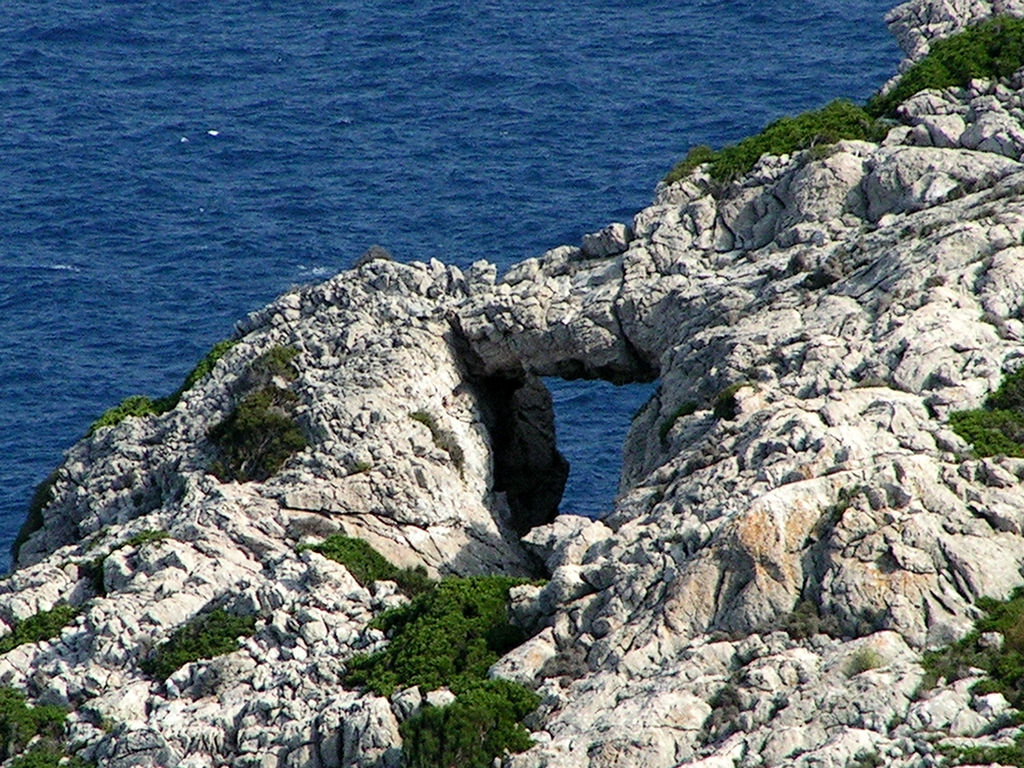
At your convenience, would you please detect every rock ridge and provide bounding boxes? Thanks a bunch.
[7,0,1024,766]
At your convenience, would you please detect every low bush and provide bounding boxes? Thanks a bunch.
[713,382,754,421]
[949,365,1024,457]
[88,395,161,436]
[249,345,300,384]
[987,365,1024,411]
[665,100,885,184]
[658,401,698,443]
[703,683,743,743]
[140,609,256,681]
[86,339,236,435]
[0,605,78,655]
[11,471,59,561]
[868,15,1024,117]
[922,587,1024,706]
[124,529,170,549]
[345,575,529,697]
[410,411,465,475]
[10,745,93,768]
[176,339,237,396]
[771,600,842,640]
[299,535,433,597]
[845,647,884,677]
[850,752,885,768]
[208,386,307,482]
[949,409,1024,457]
[342,544,539,768]
[940,736,1024,766]
[0,687,67,761]
[399,679,539,768]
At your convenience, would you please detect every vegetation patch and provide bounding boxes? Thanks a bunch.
[702,683,743,744]
[845,647,885,677]
[11,471,60,561]
[921,586,1024,713]
[399,679,539,768]
[249,345,300,384]
[0,605,78,656]
[950,365,1024,457]
[663,18,1024,188]
[123,529,171,549]
[0,687,72,763]
[81,529,172,597]
[939,734,1024,767]
[769,600,842,640]
[88,395,162,436]
[345,568,538,768]
[664,100,885,184]
[140,609,256,682]
[410,410,465,475]
[86,339,236,435]
[868,15,1024,117]
[10,745,93,768]
[298,535,433,597]
[346,575,529,696]
[658,401,698,443]
[713,382,754,421]
[208,386,307,482]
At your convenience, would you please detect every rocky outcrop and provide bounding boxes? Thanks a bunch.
[7,0,1024,766]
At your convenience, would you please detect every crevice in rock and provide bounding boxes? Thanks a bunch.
[479,375,568,537]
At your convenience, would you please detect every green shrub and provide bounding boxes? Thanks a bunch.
[662,144,715,185]
[86,339,236,435]
[658,402,698,443]
[208,386,307,482]
[123,529,171,549]
[342,550,538,767]
[0,605,78,655]
[772,600,843,640]
[11,471,59,561]
[399,679,539,768]
[140,609,256,681]
[922,587,1024,707]
[949,366,1024,457]
[940,733,1024,767]
[868,15,1024,117]
[713,382,753,421]
[250,345,300,383]
[949,409,1024,457]
[0,687,67,761]
[850,752,885,768]
[298,535,433,597]
[177,339,237,396]
[10,745,92,768]
[665,100,885,184]
[986,365,1024,411]
[88,395,160,436]
[345,575,529,698]
[410,411,465,475]
[846,647,884,676]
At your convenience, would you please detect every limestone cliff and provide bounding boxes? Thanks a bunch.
[8,1,1024,766]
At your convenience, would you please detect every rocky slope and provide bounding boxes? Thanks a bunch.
[9,1,1024,766]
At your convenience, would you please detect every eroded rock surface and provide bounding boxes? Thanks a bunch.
[7,0,1024,766]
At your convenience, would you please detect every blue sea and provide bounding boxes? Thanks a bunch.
[0,0,901,567]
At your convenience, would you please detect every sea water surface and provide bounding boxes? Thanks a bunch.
[0,0,901,566]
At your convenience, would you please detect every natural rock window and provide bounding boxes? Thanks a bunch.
[545,378,657,520]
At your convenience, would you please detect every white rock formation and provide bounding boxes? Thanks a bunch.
[6,0,1024,766]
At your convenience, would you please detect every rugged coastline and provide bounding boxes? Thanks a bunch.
[8,0,1024,766]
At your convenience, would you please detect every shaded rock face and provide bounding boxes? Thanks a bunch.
[19,260,564,579]
[8,2,1024,767]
